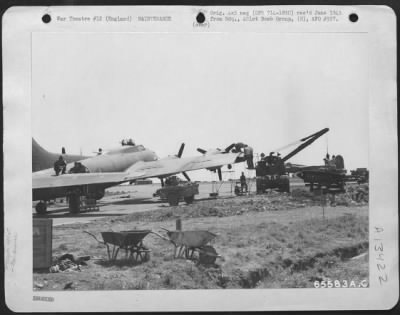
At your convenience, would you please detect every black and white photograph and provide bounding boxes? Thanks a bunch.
[3,5,398,312]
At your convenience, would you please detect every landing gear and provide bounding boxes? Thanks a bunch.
[35,201,47,214]
[68,193,81,214]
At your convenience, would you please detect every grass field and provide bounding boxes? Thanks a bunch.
[33,187,369,290]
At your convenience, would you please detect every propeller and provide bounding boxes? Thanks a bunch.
[197,148,207,154]
[176,143,185,158]
[217,168,222,181]
[174,142,191,182]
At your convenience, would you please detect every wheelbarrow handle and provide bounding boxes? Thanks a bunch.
[149,231,174,243]
[83,230,106,245]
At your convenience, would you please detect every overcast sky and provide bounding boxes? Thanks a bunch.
[32,32,369,180]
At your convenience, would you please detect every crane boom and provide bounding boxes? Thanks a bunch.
[281,128,329,162]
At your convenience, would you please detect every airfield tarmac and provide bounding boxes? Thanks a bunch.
[35,180,299,225]
[33,180,369,290]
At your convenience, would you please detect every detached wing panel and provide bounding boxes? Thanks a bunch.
[126,153,242,179]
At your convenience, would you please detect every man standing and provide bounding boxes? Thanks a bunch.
[53,156,67,176]
[240,172,248,193]
[244,145,254,169]
[69,162,89,174]
[329,155,337,168]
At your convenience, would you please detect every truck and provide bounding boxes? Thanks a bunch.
[153,176,199,206]
[348,168,369,184]
[255,128,329,194]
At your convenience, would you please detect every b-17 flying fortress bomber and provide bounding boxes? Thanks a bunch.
[32,138,246,214]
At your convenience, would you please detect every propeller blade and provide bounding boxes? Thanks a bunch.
[182,172,191,182]
[177,143,185,158]
[217,168,222,181]
[197,148,207,154]
[224,143,235,153]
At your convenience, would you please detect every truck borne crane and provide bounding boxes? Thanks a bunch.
[255,128,329,193]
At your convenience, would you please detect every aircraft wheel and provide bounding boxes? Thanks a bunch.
[280,183,290,193]
[256,182,264,194]
[94,189,105,200]
[69,194,81,214]
[199,245,218,265]
[35,201,47,215]
[184,195,194,204]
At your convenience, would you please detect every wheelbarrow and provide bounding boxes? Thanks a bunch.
[152,228,221,265]
[84,230,151,263]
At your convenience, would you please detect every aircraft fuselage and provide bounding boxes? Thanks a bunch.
[32,140,158,201]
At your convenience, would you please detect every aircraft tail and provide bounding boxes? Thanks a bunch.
[32,138,84,172]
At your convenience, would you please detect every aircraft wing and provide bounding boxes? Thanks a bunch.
[32,152,242,189]
[32,172,144,189]
[125,152,243,179]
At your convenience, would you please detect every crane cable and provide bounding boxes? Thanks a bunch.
[326,133,329,159]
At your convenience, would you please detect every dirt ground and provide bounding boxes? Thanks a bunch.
[33,186,369,290]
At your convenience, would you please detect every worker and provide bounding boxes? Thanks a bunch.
[68,162,80,174]
[69,162,89,174]
[97,148,102,155]
[265,152,273,165]
[328,155,336,168]
[244,145,254,169]
[240,172,248,193]
[233,142,245,153]
[53,156,67,176]
[127,138,135,146]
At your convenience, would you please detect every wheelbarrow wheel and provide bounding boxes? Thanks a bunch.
[199,245,218,265]
[141,248,151,262]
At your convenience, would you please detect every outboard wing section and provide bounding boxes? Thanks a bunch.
[126,152,242,179]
